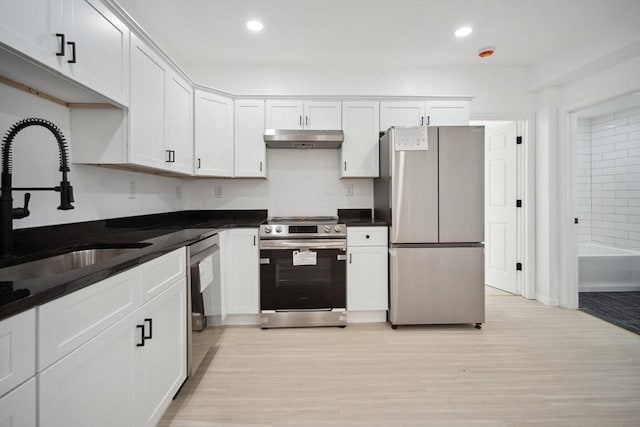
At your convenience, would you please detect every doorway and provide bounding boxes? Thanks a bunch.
[572,94,640,334]
[471,119,533,298]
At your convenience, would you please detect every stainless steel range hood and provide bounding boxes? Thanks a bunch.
[263,129,344,149]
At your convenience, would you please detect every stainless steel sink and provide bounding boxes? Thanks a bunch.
[0,243,151,281]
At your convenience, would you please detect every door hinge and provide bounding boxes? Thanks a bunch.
[516,136,522,145]
[516,199,522,208]
[516,262,523,271]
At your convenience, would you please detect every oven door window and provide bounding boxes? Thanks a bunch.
[260,248,346,310]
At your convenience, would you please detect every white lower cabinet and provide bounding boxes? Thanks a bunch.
[220,229,259,323]
[39,313,136,427]
[134,279,187,427]
[347,227,388,322]
[0,378,36,427]
[34,247,187,426]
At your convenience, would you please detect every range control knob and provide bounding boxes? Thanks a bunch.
[264,226,272,233]
[334,226,342,232]
[275,225,283,233]
[324,225,331,233]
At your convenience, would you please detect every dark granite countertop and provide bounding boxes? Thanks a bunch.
[338,208,388,227]
[0,210,266,321]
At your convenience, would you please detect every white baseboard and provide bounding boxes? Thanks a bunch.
[347,310,387,323]
[222,314,260,326]
[579,283,640,292]
[536,293,560,306]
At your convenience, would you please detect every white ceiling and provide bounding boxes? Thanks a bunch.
[114,0,640,71]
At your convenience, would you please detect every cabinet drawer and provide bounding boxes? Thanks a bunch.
[138,247,186,305]
[38,269,138,371]
[0,309,35,396]
[347,227,388,247]
[0,377,36,427]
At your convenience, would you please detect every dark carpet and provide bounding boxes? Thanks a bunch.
[579,291,640,335]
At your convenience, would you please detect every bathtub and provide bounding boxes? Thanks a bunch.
[578,242,640,292]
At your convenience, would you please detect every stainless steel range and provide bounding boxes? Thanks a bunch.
[259,216,347,328]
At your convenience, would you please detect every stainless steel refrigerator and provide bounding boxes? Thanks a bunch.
[374,126,485,328]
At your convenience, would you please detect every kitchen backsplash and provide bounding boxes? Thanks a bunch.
[184,149,373,217]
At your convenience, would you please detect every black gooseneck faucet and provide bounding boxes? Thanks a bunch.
[1,118,75,259]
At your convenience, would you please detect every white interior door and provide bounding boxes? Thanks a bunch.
[485,122,517,293]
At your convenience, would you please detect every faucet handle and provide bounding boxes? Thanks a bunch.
[12,192,31,219]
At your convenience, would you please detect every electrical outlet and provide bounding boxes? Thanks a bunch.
[129,181,136,199]
[214,185,223,198]
[176,184,182,200]
[346,183,354,196]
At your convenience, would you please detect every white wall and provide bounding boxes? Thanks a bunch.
[184,149,371,216]
[0,84,184,229]
[190,64,534,117]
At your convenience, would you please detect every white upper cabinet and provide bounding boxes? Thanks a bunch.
[265,100,303,129]
[234,99,266,178]
[380,101,425,131]
[71,34,193,176]
[340,101,380,178]
[304,101,342,130]
[194,89,234,177]
[129,34,167,170]
[0,0,129,106]
[380,100,469,131]
[424,100,470,125]
[266,100,341,130]
[165,69,194,175]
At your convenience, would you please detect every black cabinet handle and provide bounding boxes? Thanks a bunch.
[349,253,352,264]
[299,115,302,127]
[305,116,309,127]
[344,161,347,171]
[420,116,424,126]
[67,41,76,63]
[55,33,65,56]
[259,161,263,172]
[136,325,145,347]
[365,235,370,239]
[197,158,201,169]
[144,318,153,340]
[253,235,256,246]
[166,150,176,163]
[426,116,430,126]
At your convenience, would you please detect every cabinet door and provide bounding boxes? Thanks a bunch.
[39,313,135,427]
[224,229,259,315]
[134,280,187,427]
[194,90,234,177]
[0,309,35,396]
[165,69,194,175]
[379,101,425,131]
[63,0,129,106]
[340,101,379,177]
[265,99,303,129]
[129,34,166,170]
[234,99,266,177]
[425,100,469,125]
[347,247,388,311]
[304,101,341,130]
[0,0,62,70]
[0,378,36,427]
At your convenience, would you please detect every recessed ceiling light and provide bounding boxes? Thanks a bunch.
[454,26,473,38]
[246,20,264,32]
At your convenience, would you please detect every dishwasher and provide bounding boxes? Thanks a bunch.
[186,232,220,378]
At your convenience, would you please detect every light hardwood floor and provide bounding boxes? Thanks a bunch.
[160,294,640,427]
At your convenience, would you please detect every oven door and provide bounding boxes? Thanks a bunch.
[260,239,346,311]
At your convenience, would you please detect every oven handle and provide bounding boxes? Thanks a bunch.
[259,239,346,251]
